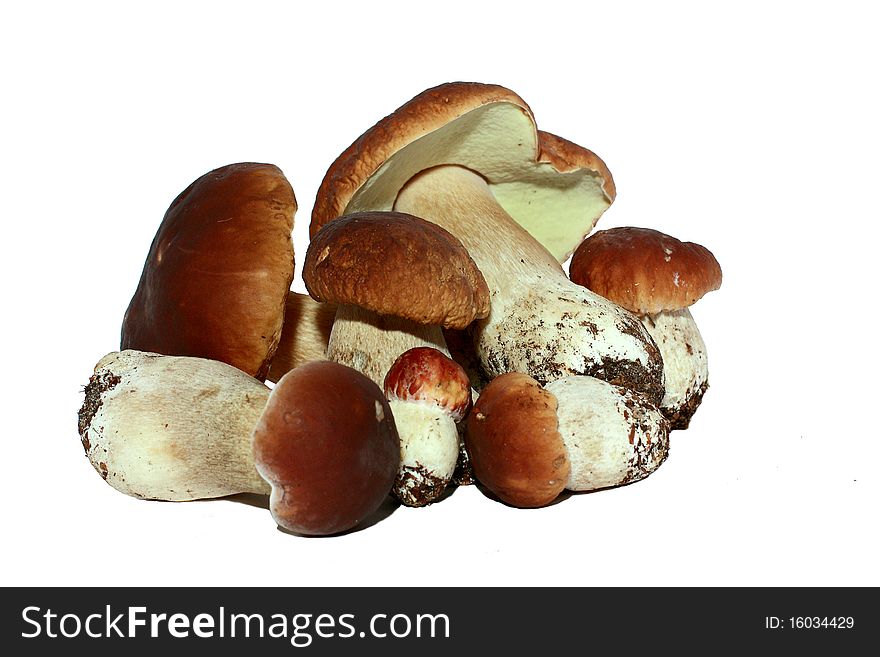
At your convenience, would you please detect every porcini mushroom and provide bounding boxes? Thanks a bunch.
[465,373,569,508]
[383,347,471,506]
[569,227,722,428]
[466,372,669,507]
[78,350,271,500]
[302,213,486,507]
[302,211,489,384]
[80,352,402,535]
[253,361,399,536]
[311,82,663,401]
[121,162,296,380]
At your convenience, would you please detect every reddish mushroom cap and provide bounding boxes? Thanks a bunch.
[384,347,472,422]
[252,361,399,536]
[466,372,569,508]
[570,227,722,315]
[121,163,296,379]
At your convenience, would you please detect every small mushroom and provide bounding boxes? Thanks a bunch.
[78,350,271,500]
[466,372,669,507]
[310,82,664,402]
[383,347,471,506]
[253,361,399,536]
[465,373,569,508]
[121,162,296,380]
[569,227,722,428]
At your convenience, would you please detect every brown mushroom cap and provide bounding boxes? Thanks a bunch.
[252,361,399,536]
[466,372,569,508]
[303,211,489,329]
[121,163,295,380]
[569,227,722,315]
[311,81,615,263]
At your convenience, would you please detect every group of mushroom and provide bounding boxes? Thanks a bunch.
[78,82,722,535]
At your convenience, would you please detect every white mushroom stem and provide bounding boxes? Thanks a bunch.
[641,308,709,429]
[394,165,664,402]
[388,400,459,506]
[327,304,449,385]
[267,292,337,383]
[78,350,271,501]
[545,376,669,491]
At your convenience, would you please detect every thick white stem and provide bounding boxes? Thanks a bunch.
[79,351,271,501]
[642,308,709,429]
[546,376,669,491]
[326,304,449,386]
[395,165,664,403]
[267,292,336,383]
[388,400,459,506]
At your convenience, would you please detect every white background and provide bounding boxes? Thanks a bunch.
[2,1,878,587]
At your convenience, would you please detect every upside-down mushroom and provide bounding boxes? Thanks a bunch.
[311,82,664,402]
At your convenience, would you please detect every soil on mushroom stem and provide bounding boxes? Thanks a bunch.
[77,371,122,446]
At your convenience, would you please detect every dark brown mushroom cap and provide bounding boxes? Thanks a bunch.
[303,211,489,329]
[569,227,722,315]
[252,361,399,536]
[121,163,295,380]
[466,372,569,508]
[310,82,615,263]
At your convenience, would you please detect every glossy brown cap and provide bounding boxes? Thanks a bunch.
[303,211,489,329]
[310,82,615,263]
[570,227,722,315]
[121,163,295,380]
[466,372,569,508]
[252,361,399,536]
